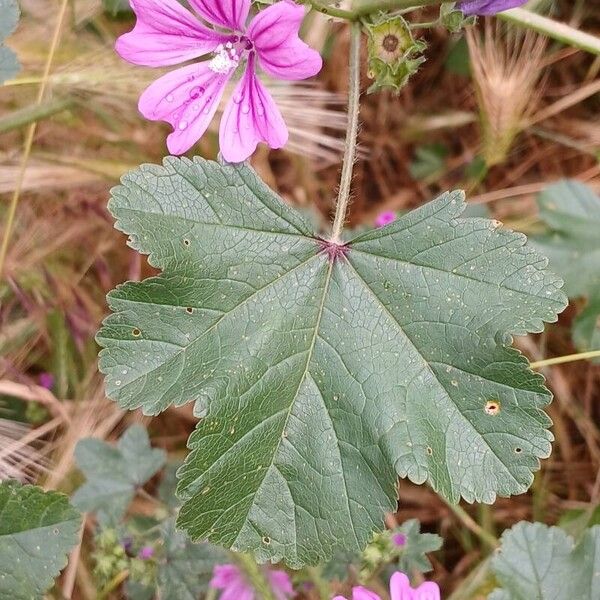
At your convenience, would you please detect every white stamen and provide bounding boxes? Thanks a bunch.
[208,43,240,74]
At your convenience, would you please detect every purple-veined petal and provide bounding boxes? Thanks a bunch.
[219,56,288,162]
[457,0,526,15]
[115,0,228,67]
[413,582,441,600]
[138,62,232,155]
[189,0,250,31]
[389,573,414,600]
[247,1,322,81]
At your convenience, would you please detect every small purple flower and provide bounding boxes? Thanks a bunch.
[138,546,154,560]
[116,0,322,162]
[457,0,527,16]
[392,532,407,547]
[38,372,54,390]
[121,537,134,553]
[375,211,396,228]
[333,571,440,600]
[210,563,294,600]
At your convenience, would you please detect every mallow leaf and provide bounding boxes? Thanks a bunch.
[97,157,565,567]
[157,518,227,600]
[0,0,20,40]
[530,180,600,298]
[0,480,82,599]
[0,0,21,84]
[572,293,600,363]
[72,424,166,524]
[393,519,442,575]
[489,522,600,600]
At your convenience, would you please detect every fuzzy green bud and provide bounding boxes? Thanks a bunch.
[366,15,426,93]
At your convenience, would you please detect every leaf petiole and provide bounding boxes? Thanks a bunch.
[330,22,362,241]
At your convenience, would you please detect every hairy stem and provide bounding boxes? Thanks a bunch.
[233,553,277,600]
[499,8,600,56]
[306,0,444,20]
[330,22,362,241]
[0,0,70,277]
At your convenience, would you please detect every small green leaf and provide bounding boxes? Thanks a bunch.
[156,518,227,600]
[572,294,600,362]
[0,480,82,600]
[98,157,565,567]
[489,522,600,600]
[394,519,442,575]
[72,425,166,524]
[409,143,448,181]
[102,0,131,16]
[531,180,600,298]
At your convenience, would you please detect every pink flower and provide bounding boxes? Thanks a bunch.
[375,211,397,228]
[115,0,322,162]
[210,563,295,600]
[333,572,440,600]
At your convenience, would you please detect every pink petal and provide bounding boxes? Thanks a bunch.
[210,564,242,588]
[389,573,414,600]
[247,1,322,80]
[332,597,349,600]
[352,586,382,600]
[219,57,288,163]
[139,62,232,155]
[189,0,250,31]
[413,582,441,600]
[115,0,228,67]
[268,569,294,599]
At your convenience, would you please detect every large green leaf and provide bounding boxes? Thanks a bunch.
[489,522,600,600]
[530,180,600,298]
[97,157,565,567]
[0,0,20,84]
[72,424,166,524]
[0,480,82,599]
[0,0,19,40]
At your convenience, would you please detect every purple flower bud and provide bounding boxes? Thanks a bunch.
[121,537,133,553]
[457,0,526,16]
[38,372,54,390]
[392,533,407,547]
[375,211,396,228]
[138,546,154,560]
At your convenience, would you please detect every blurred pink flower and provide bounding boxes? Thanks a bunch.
[333,572,440,600]
[210,563,295,600]
[375,211,396,228]
[116,0,322,162]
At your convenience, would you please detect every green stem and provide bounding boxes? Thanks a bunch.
[499,8,600,56]
[330,22,362,241]
[97,570,129,600]
[530,349,600,369]
[0,98,74,134]
[233,553,277,600]
[306,0,445,21]
[307,566,330,600]
[445,501,498,550]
